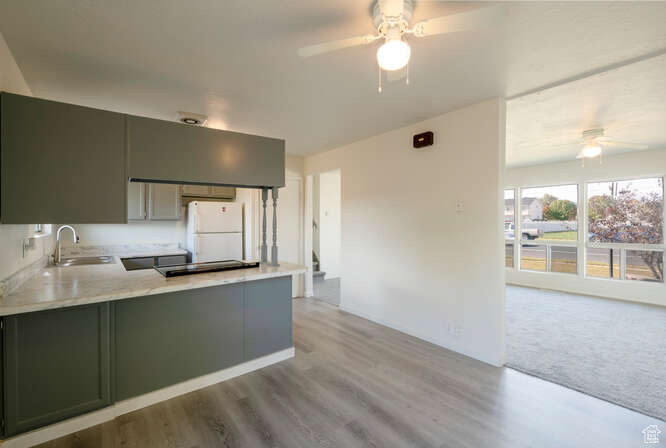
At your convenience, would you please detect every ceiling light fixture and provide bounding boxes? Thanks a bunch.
[177,111,208,126]
[376,38,411,71]
[298,2,506,92]
[581,143,602,158]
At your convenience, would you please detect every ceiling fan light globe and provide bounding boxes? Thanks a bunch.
[582,144,602,158]
[376,39,411,71]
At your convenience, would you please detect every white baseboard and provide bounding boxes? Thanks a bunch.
[0,347,295,448]
[339,304,503,367]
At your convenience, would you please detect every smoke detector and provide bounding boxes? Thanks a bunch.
[177,111,207,126]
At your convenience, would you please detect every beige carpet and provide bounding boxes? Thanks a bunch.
[506,285,666,422]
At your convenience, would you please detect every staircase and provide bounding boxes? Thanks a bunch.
[313,251,325,279]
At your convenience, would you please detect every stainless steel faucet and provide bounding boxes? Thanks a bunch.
[54,225,79,264]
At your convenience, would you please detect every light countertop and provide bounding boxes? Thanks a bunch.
[0,258,306,316]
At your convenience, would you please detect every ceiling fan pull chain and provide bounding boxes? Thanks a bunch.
[406,61,410,85]
[378,64,382,93]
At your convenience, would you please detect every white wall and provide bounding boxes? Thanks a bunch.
[505,147,666,306]
[68,216,189,247]
[305,98,506,366]
[312,175,320,259]
[0,32,56,282]
[318,169,341,279]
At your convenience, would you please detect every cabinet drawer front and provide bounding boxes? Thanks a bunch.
[3,303,111,436]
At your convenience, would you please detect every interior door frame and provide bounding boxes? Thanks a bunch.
[304,175,314,297]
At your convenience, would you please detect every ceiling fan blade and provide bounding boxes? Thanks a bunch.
[298,34,377,57]
[412,6,504,37]
[600,141,649,150]
[380,0,404,18]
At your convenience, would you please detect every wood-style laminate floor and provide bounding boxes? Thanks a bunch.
[38,298,661,448]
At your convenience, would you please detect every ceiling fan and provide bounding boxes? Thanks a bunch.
[297,0,504,91]
[575,128,648,165]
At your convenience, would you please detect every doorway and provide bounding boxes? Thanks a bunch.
[311,169,341,306]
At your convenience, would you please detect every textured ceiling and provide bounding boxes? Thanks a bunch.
[507,54,666,168]
[1,1,666,157]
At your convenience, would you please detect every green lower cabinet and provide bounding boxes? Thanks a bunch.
[2,303,112,436]
[114,284,244,400]
[244,277,292,360]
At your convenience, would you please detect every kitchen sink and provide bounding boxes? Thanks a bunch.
[56,256,115,267]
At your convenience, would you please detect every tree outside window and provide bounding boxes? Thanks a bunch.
[587,178,664,281]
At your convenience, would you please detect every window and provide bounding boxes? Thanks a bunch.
[504,189,515,267]
[586,248,620,279]
[551,246,577,274]
[521,184,578,242]
[586,177,664,283]
[521,243,546,271]
[588,178,663,244]
[505,242,514,268]
[626,250,663,282]
[518,185,578,275]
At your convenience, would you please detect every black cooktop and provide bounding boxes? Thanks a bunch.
[154,260,260,278]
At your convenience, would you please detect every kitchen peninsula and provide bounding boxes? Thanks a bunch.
[0,258,305,438]
[0,91,304,443]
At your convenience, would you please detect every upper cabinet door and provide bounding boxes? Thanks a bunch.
[127,182,146,221]
[148,183,181,220]
[127,116,285,188]
[211,186,236,200]
[1,93,127,224]
[181,185,212,197]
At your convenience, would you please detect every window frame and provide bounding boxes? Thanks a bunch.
[583,176,664,283]
[509,175,665,285]
[516,183,580,276]
[504,187,517,269]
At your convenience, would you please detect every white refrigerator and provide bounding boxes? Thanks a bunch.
[187,201,243,262]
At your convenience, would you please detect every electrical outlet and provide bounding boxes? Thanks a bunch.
[446,321,462,339]
[455,200,464,214]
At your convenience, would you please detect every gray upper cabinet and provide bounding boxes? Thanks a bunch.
[1,93,127,224]
[127,182,180,221]
[181,184,236,200]
[127,182,146,221]
[181,184,211,197]
[148,183,181,220]
[211,186,236,199]
[127,115,285,188]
